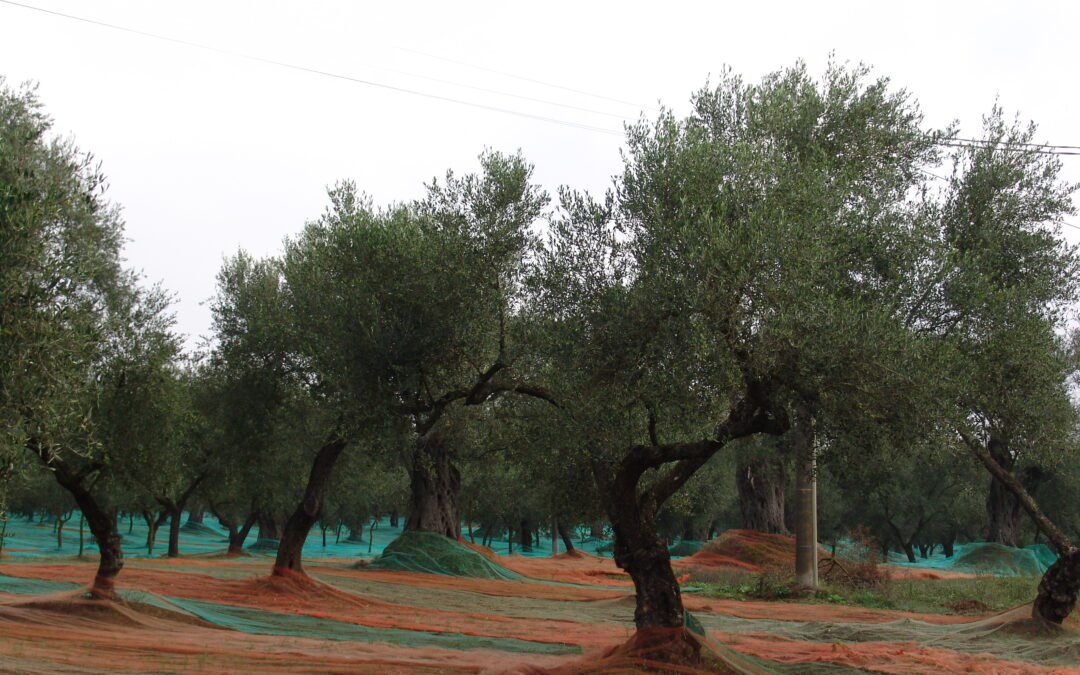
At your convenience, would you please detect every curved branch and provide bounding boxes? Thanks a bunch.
[958,427,1076,555]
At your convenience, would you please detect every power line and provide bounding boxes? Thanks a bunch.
[952,136,1080,152]
[368,63,635,121]
[394,45,660,114]
[940,140,1080,157]
[0,0,625,136]
[6,1,1080,157]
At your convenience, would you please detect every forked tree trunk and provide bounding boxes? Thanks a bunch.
[737,455,788,534]
[141,510,159,555]
[54,511,72,549]
[273,437,347,576]
[209,504,258,554]
[27,438,123,598]
[228,512,258,554]
[160,474,206,557]
[403,431,460,538]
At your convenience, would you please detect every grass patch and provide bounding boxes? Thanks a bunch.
[693,573,1040,615]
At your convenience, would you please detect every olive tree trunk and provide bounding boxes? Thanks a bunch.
[273,437,347,576]
[985,436,1022,546]
[403,431,460,538]
[737,455,788,534]
[28,438,123,598]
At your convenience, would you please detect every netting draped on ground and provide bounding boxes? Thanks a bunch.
[3,550,1078,673]
[3,520,1079,673]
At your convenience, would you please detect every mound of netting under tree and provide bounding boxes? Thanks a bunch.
[365,529,522,579]
[674,530,832,579]
[885,541,1059,578]
[950,542,1049,577]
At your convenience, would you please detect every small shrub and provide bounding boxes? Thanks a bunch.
[821,526,891,590]
[748,572,795,600]
[686,567,756,587]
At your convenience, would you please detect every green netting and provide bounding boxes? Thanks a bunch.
[178,521,221,537]
[156,593,576,654]
[683,608,706,636]
[365,530,521,580]
[950,543,1048,577]
[0,573,82,595]
[1025,543,1059,570]
[246,537,281,552]
[695,604,1080,669]
[670,539,705,557]
[884,541,1057,578]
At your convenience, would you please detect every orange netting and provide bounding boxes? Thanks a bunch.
[2,546,1078,673]
[533,627,772,675]
[673,530,831,579]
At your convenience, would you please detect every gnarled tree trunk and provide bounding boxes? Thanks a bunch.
[273,437,347,576]
[985,436,1022,546]
[609,490,682,626]
[737,455,788,534]
[404,431,460,538]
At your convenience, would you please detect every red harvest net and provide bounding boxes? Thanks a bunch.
[0,535,1077,673]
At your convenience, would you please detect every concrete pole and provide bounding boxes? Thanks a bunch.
[794,414,818,589]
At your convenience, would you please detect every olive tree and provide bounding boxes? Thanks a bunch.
[928,107,1080,624]
[1,81,181,596]
[530,62,945,657]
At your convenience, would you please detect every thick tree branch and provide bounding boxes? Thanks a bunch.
[958,427,1076,555]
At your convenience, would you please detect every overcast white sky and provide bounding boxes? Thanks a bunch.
[2,0,1078,350]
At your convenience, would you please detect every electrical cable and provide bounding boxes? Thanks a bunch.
[0,0,625,136]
